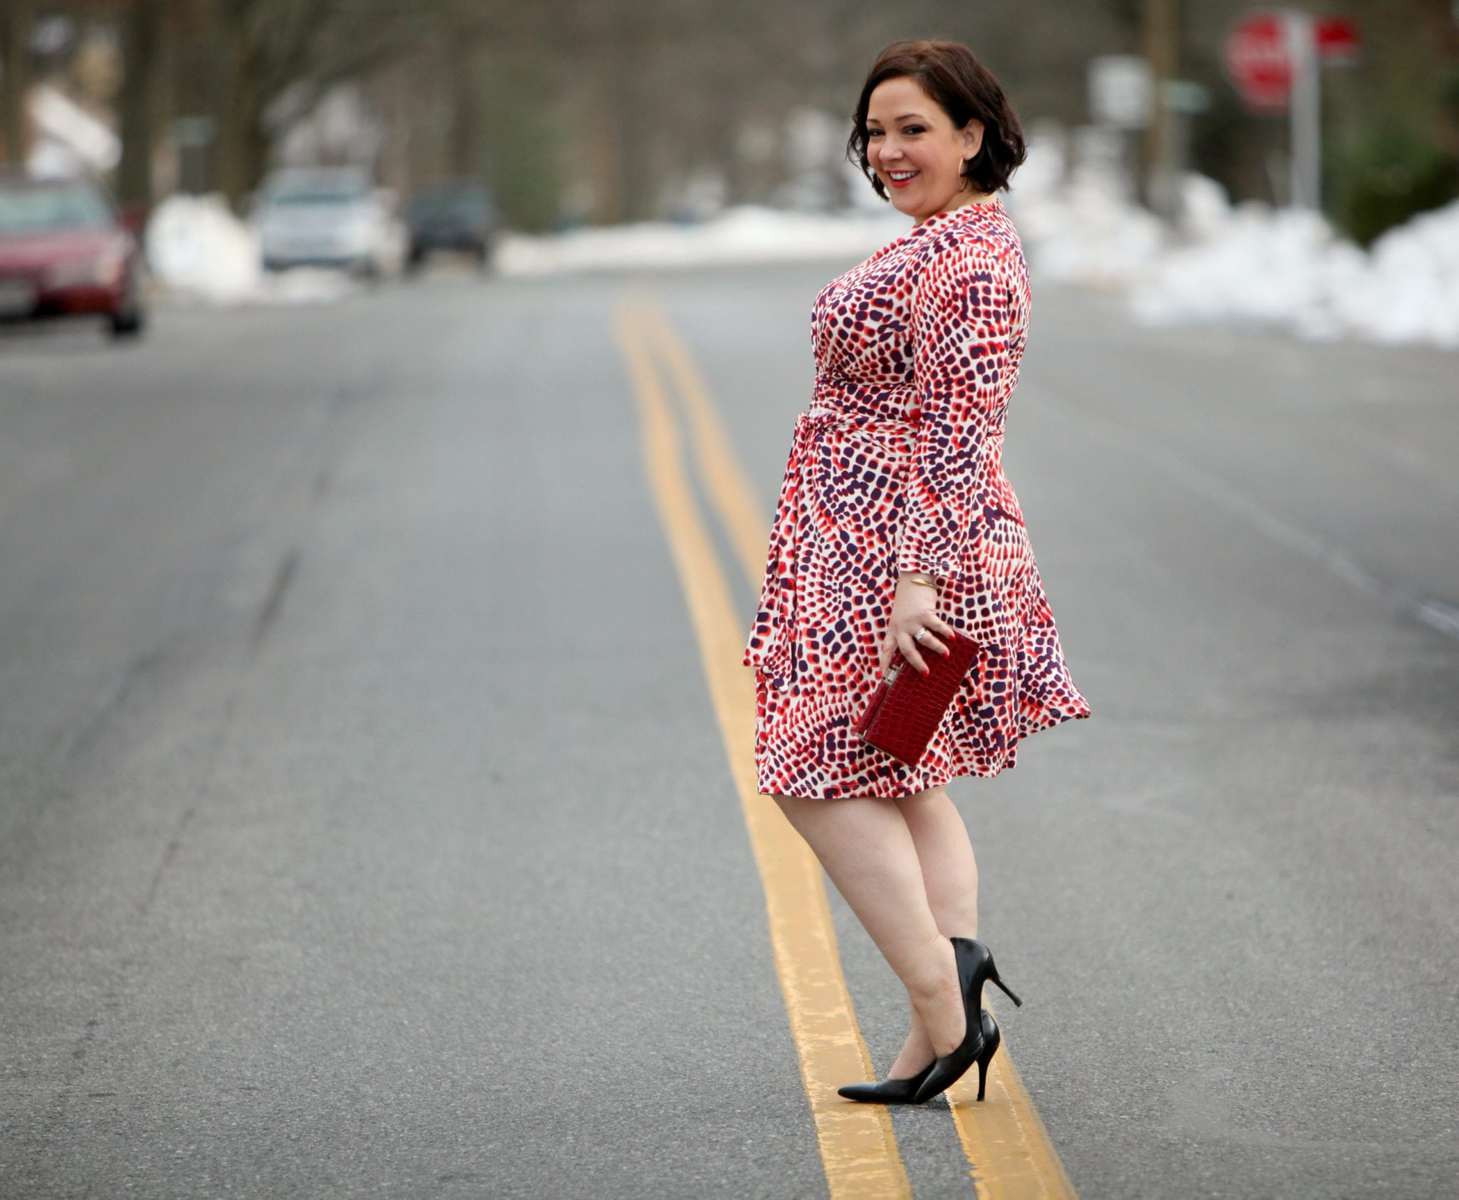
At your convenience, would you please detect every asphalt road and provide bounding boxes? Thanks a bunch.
[1,259,1456,1199]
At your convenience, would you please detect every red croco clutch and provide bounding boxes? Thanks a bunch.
[854,628,980,768]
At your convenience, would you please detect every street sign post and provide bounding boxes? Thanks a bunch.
[1224,10,1362,210]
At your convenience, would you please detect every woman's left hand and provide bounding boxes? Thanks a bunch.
[879,574,958,677]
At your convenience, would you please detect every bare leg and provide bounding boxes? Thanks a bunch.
[773,791,966,1069]
[900,785,980,937]
[885,785,980,1076]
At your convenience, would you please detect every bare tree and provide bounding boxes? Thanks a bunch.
[1,0,34,166]
[116,0,161,215]
[199,0,440,207]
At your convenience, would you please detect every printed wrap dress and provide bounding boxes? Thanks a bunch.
[741,196,1091,800]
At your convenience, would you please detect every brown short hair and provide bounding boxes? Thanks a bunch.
[846,40,1027,201]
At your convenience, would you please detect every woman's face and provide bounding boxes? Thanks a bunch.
[865,76,984,224]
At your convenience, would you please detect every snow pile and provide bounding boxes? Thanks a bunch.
[1355,203,1459,346]
[1014,173,1167,289]
[145,194,261,303]
[144,194,356,306]
[495,204,907,276]
[1127,191,1459,349]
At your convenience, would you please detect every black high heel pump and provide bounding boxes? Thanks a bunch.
[911,937,1021,1105]
[837,1010,999,1105]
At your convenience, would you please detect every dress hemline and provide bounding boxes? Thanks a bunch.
[749,665,1091,801]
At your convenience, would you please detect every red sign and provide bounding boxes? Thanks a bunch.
[1226,14,1290,110]
[1315,18,1361,64]
[1225,13,1361,110]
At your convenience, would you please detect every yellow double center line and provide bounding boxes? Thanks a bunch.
[614,292,1077,1200]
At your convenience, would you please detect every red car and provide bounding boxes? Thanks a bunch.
[0,170,145,338]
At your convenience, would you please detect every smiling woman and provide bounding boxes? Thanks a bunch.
[848,41,1027,224]
[741,39,1090,1109]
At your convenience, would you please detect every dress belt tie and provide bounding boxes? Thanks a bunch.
[744,405,920,690]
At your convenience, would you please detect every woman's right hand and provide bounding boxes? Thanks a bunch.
[879,574,958,677]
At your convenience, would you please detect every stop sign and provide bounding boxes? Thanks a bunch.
[1226,14,1293,110]
[1226,14,1361,110]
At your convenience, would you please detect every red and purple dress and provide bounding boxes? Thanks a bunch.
[742,196,1092,799]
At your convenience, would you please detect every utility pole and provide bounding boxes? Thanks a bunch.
[1142,0,1179,220]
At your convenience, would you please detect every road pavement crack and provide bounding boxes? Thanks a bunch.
[251,545,301,651]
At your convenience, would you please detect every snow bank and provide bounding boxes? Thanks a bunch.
[495,205,908,276]
[1128,190,1459,349]
[1014,175,1167,290]
[145,194,260,303]
[144,194,356,306]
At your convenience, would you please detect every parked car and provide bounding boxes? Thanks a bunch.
[0,170,145,338]
[255,166,405,278]
[404,180,497,271]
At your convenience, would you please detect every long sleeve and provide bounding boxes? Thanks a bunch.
[896,241,1013,579]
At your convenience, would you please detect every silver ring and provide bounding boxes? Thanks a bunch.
[914,628,928,643]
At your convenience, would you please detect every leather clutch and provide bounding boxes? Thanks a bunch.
[854,628,979,767]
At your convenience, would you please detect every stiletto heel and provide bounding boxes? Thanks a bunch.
[973,1010,1001,1102]
[911,937,1021,1105]
[990,971,1022,1007]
